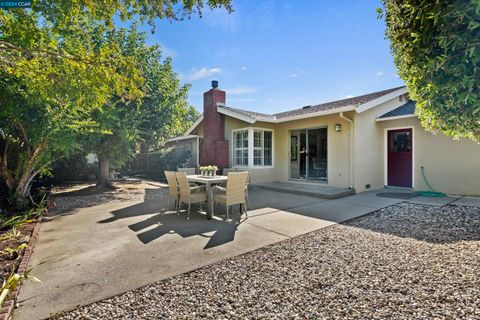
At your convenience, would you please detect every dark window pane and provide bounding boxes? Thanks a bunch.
[264,148,272,166]
[390,131,411,152]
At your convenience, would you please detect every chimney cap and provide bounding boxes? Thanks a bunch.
[211,80,219,89]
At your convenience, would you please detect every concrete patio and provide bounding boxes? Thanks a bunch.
[15,187,408,320]
[255,181,355,199]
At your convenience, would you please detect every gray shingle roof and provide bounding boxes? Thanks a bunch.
[379,100,416,119]
[223,86,405,121]
[273,86,405,119]
[222,106,275,120]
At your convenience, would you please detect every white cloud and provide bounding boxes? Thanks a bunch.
[224,86,258,94]
[202,8,237,31]
[241,66,247,71]
[158,42,177,59]
[182,67,221,81]
[376,71,385,76]
[291,68,306,78]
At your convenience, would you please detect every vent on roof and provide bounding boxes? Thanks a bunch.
[302,105,311,109]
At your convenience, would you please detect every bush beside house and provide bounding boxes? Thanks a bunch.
[126,147,191,181]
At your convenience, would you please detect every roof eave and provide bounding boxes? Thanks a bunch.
[269,106,356,123]
[375,114,416,122]
[355,87,408,113]
[217,105,257,124]
[165,134,200,144]
[184,114,204,135]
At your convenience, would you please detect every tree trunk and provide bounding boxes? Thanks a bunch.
[0,168,38,209]
[1,135,46,209]
[1,144,38,206]
[0,142,16,192]
[96,157,113,189]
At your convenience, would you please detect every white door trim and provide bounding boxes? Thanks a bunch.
[384,126,415,188]
[288,127,328,182]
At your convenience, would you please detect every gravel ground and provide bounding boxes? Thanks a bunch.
[52,181,166,211]
[52,202,480,320]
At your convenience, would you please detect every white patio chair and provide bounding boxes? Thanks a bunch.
[221,168,251,209]
[164,171,179,213]
[212,171,249,221]
[175,171,207,220]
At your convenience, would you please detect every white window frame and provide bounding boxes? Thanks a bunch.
[232,129,249,167]
[232,127,274,169]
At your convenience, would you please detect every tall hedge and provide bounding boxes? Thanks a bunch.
[380,0,480,142]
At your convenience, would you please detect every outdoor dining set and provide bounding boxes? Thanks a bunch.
[164,168,250,221]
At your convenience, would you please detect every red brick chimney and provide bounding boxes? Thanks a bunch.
[200,81,229,168]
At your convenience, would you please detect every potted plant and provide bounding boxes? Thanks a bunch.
[199,165,218,177]
[206,165,213,176]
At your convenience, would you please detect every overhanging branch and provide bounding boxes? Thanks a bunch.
[0,40,110,67]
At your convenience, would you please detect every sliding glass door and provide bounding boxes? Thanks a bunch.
[290,128,327,181]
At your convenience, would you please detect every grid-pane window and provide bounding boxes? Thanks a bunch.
[253,130,263,165]
[233,128,273,167]
[233,130,248,166]
[252,129,273,166]
[264,131,272,166]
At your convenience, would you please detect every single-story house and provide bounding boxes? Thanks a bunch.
[165,81,480,196]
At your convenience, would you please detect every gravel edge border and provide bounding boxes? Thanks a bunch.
[0,217,43,320]
[48,204,396,319]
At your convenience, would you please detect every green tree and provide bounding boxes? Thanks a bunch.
[379,1,480,142]
[90,26,199,188]
[0,0,227,206]
[0,10,142,207]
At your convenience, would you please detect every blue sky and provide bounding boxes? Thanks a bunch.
[141,0,404,114]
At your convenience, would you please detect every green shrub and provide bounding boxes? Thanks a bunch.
[7,193,31,212]
[48,152,98,184]
[146,147,192,181]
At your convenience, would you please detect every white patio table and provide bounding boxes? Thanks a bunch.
[187,175,228,219]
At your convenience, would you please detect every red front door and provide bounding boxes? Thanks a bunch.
[387,128,413,187]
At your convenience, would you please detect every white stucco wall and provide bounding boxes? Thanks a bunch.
[353,96,408,192]
[379,117,480,196]
[223,114,351,186]
[354,95,480,195]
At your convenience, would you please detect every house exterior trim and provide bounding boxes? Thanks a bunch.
[184,115,204,135]
[217,105,257,124]
[356,87,408,113]
[383,126,415,189]
[376,114,416,122]
[231,126,275,169]
[272,106,355,123]
[165,134,200,143]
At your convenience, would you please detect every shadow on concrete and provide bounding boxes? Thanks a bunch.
[247,188,480,244]
[100,189,246,249]
[99,187,480,247]
[47,182,163,220]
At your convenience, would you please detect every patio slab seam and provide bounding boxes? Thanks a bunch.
[242,220,295,238]
[245,200,326,218]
